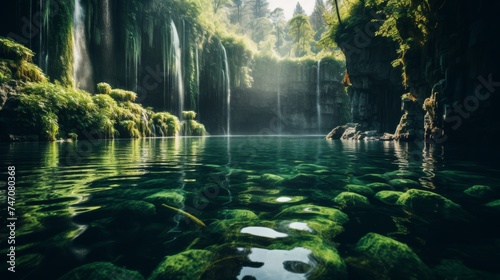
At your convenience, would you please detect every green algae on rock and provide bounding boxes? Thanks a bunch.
[346,233,432,280]
[389,179,420,190]
[366,182,393,192]
[275,204,349,224]
[464,185,495,199]
[144,191,185,208]
[333,192,370,208]
[344,184,376,197]
[396,189,471,221]
[59,262,144,280]
[149,250,215,280]
[375,191,404,205]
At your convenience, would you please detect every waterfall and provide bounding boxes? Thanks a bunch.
[72,0,93,90]
[38,1,50,74]
[277,63,282,134]
[196,46,200,116]
[221,44,231,136]
[102,0,113,72]
[316,59,322,134]
[171,21,184,118]
[125,32,141,93]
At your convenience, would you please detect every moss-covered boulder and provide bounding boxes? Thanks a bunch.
[283,173,317,187]
[260,173,285,187]
[333,192,370,208]
[375,191,404,205]
[344,184,375,197]
[346,233,432,280]
[484,199,500,211]
[59,262,144,280]
[464,185,495,199]
[366,182,393,192]
[148,250,214,280]
[396,189,470,221]
[109,200,156,218]
[275,204,349,224]
[359,173,390,183]
[144,191,185,208]
[389,179,420,190]
[219,209,259,220]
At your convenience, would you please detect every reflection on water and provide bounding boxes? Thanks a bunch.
[1,136,499,279]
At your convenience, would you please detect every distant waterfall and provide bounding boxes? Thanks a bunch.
[316,59,322,134]
[38,1,50,74]
[277,63,282,134]
[221,44,231,136]
[72,0,93,90]
[171,21,184,118]
[101,0,113,73]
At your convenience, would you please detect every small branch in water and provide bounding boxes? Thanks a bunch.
[161,203,206,227]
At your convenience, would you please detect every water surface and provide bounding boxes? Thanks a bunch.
[1,136,499,279]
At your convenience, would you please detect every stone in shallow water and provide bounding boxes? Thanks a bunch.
[485,199,500,210]
[144,190,185,208]
[358,173,390,183]
[220,209,259,220]
[283,173,317,187]
[464,185,495,199]
[366,182,393,192]
[346,233,432,280]
[275,204,349,224]
[384,170,420,179]
[149,250,214,280]
[333,192,370,208]
[344,184,375,197]
[59,262,144,280]
[260,173,285,187]
[375,191,404,205]
[396,189,471,221]
[389,178,420,190]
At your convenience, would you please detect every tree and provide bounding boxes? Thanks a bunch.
[288,14,314,56]
[231,0,244,24]
[251,0,270,18]
[310,0,326,32]
[293,2,306,16]
[213,0,230,14]
[269,8,287,49]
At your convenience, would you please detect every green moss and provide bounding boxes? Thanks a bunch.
[59,262,144,280]
[276,204,349,225]
[149,250,215,280]
[152,112,180,137]
[182,110,197,120]
[219,209,259,220]
[464,185,495,199]
[375,191,404,205]
[346,233,432,280]
[333,192,370,208]
[0,37,35,62]
[144,191,186,208]
[97,82,112,95]
[344,184,376,197]
[396,189,471,221]
[109,89,137,102]
[260,173,285,187]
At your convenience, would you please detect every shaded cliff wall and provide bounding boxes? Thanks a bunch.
[232,57,350,134]
[405,0,500,143]
[335,7,404,134]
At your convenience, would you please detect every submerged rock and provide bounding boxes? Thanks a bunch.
[283,173,317,187]
[219,209,259,220]
[144,190,185,208]
[275,204,349,224]
[359,174,390,183]
[59,262,144,280]
[260,173,285,187]
[464,185,495,199]
[389,179,420,190]
[366,182,393,192]
[375,191,404,205]
[344,184,375,197]
[485,200,500,211]
[396,189,470,221]
[346,233,432,280]
[333,192,370,208]
[149,250,214,280]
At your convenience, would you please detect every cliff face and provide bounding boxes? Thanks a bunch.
[336,11,405,134]
[336,1,500,143]
[406,0,500,143]
[232,58,350,134]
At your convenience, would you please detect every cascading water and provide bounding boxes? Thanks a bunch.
[170,21,184,118]
[221,44,231,136]
[101,0,113,71]
[38,1,50,74]
[72,0,93,90]
[277,63,282,134]
[196,46,200,117]
[316,59,322,134]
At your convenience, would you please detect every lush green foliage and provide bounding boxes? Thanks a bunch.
[181,111,207,136]
[109,89,137,102]
[0,38,46,83]
[96,82,112,95]
[288,15,314,57]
